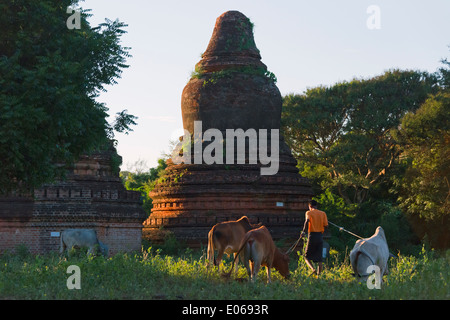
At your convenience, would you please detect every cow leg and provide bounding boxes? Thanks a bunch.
[60,242,66,255]
[233,253,240,274]
[239,249,246,275]
[252,261,262,282]
[243,242,252,280]
[87,246,95,257]
[251,248,262,282]
[242,249,251,280]
[248,241,262,282]
[215,248,225,272]
[246,260,253,281]
[266,266,272,284]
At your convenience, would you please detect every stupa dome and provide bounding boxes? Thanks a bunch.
[181,11,281,133]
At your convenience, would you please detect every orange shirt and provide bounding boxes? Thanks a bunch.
[305,208,328,233]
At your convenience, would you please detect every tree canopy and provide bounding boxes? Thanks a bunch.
[0,0,133,193]
[281,66,449,249]
[390,60,450,247]
[282,70,438,205]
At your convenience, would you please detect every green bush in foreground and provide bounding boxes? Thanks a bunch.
[0,246,448,300]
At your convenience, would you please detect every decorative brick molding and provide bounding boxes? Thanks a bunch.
[0,147,146,255]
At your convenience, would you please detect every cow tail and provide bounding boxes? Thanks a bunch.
[207,226,215,267]
[222,233,250,279]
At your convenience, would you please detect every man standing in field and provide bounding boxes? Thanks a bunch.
[301,200,328,276]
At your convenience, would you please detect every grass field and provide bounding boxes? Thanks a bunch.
[0,245,448,300]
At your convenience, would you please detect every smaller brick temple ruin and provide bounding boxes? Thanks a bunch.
[0,145,146,255]
[143,11,313,246]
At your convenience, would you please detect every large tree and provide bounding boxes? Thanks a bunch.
[391,59,450,248]
[281,70,438,204]
[0,0,132,193]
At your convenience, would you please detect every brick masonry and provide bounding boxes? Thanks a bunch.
[0,148,147,255]
[143,11,313,246]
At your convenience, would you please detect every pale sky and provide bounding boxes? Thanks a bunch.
[82,0,450,170]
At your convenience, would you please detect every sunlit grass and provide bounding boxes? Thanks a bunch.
[0,246,448,300]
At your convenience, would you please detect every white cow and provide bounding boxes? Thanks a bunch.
[60,229,109,257]
[349,226,390,283]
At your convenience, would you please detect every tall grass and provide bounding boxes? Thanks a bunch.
[0,245,448,300]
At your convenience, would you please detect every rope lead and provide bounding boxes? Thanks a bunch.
[328,221,365,240]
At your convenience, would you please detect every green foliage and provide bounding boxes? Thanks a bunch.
[191,65,277,86]
[0,247,448,299]
[393,93,450,221]
[390,77,450,248]
[282,64,450,249]
[282,69,437,205]
[312,192,416,253]
[120,158,168,215]
[313,188,357,221]
[439,55,450,89]
[108,110,138,138]
[0,0,132,193]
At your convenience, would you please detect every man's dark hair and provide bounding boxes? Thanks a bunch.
[309,200,318,207]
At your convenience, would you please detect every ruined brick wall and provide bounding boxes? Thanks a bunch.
[0,220,143,255]
[0,149,147,255]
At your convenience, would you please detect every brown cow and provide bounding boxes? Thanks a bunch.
[225,226,290,283]
[207,216,259,272]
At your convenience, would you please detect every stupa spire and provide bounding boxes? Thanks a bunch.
[196,10,266,73]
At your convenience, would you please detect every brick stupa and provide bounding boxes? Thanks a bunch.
[143,11,313,245]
